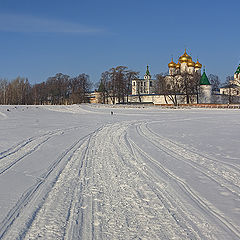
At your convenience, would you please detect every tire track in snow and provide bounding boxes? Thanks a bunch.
[0,126,84,175]
[18,121,192,239]
[146,120,240,172]
[138,122,240,198]
[129,122,240,239]
[0,129,96,240]
[66,121,215,239]
[124,136,212,239]
[22,139,92,240]
[21,124,107,240]
[3,120,239,239]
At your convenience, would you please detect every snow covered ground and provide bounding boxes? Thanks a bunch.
[0,104,240,239]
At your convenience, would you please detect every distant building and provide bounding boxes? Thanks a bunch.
[132,66,155,95]
[165,50,212,104]
[94,51,240,105]
[220,64,240,96]
[199,70,212,103]
[166,49,202,77]
[131,50,212,104]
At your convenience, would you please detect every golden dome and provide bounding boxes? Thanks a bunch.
[187,59,195,67]
[168,58,176,68]
[176,61,181,68]
[179,49,192,63]
[195,59,202,68]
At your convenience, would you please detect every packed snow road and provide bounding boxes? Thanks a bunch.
[0,105,240,239]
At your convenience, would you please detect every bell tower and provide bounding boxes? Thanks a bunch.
[144,65,151,80]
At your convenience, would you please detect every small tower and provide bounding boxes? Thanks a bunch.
[187,59,195,74]
[144,65,151,80]
[175,61,181,74]
[144,65,153,94]
[234,64,240,82]
[168,58,176,76]
[199,69,212,103]
[179,49,192,73]
[195,59,202,74]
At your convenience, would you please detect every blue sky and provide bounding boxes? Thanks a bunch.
[0,0,239,86]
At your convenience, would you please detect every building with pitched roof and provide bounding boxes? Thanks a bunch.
[132,65,155,95]
[234,64,240,82]
[220,64,240,97]
[131,50,214,104]
[129,51,240,105]
[199,69,212,103]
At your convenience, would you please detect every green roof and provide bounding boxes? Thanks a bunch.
[200,70,211,85]
[235,64,240,74]
[146,65,150,76]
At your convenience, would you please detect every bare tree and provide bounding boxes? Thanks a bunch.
[0,79,8,104]
[2,77,33,105]
[97,71,111,104]
[156,73,182,106]
[70,73,92,103]
[208,74,220,92]
[155,73,169,104]
[125,70,139,103]
[32,82,47,105]
[99,66,139,104]
[46,73,70,104]
[222,76,235,104]
[191,71,201,104]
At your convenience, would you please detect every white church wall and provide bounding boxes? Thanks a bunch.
[199,85,212,104]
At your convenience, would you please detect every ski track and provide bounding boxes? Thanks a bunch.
[1,120,239,239]
[0,128,97,240]
[0,125,85,175]
[137,122,240,198]
[128,137,240,239]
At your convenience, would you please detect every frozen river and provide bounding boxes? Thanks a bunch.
[0,104,240,239]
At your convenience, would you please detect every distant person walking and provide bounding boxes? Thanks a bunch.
[111,111,113,115]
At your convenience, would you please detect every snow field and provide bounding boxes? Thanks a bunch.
[0,104,240,239]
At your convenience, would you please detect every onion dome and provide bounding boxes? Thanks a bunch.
[168,58,176,68]
[179,49,192,63]
[176,61,181,69]
[195,59,202,68]
[187,59,195,67]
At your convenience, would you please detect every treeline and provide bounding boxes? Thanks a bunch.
[0,65,229,106]
[0,73,92,105]
[97,66,139,104]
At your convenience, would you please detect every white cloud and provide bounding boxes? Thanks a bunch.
[0,13,104,34]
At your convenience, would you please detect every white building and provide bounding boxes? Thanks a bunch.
[132,66,155,95]
[131,50,214,104]
[166,49,202,77]
[220,64,240,96]
[164,50,212,104]
[199,70,212,103]
[234,64,240,83]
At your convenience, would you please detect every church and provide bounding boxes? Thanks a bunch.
[220,64,240,97]
[166,49,202,76]
[90,50,240,105]
[131,66,155,95]
[131,50,212,104]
